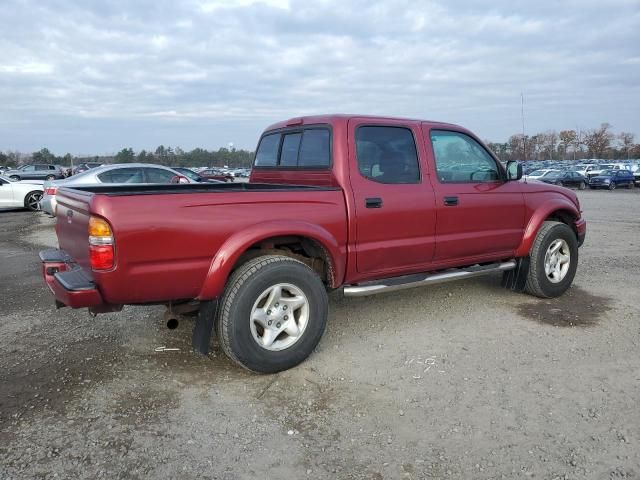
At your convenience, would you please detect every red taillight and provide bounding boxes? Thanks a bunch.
[45,186,58,195]
[88,216,114,270]
[89,244,114,270]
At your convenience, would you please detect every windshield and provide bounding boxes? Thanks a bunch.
[529,170,546,176]
[600,170,614,176]
[174,168,200,181]
[545,171,562,178]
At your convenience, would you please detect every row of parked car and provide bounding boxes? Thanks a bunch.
[0,163,239,213]
[525,161,640,190]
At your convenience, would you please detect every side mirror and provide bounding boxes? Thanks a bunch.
[506,161,523,181]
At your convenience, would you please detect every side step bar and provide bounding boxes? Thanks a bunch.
[343,260,517,297]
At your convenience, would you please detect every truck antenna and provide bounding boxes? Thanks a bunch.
[521,92,527,183]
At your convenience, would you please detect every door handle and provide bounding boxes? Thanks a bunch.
[443,196,459,206]
[365,197,383,208]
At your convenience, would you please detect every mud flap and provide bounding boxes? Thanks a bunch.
[501,257,530,292]
[192,299,218,355]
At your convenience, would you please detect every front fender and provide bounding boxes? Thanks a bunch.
[515,198,580,257]
[197,220,345,300]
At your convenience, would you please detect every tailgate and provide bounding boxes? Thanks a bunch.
[55,188,94,273]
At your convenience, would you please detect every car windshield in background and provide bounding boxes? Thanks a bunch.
[529,170,546,176]
[545,171,562,178]
[600,170,615,176]
[172,168,200,181]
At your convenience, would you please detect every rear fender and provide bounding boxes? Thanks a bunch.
[515,199,580,257]
[197,221,344,300]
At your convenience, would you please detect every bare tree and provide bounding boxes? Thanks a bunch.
[618,132,635,160]
[559,130,577,160]
[543,130,558,160]
[508,134,526,160]
[584,123,613,159]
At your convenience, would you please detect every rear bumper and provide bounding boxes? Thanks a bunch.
[575,218,587,247]
[40,195,57,216]
[39,249,105,309]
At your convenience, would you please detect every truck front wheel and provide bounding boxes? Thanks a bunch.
[525,221,578,298]
[217,255,328,373]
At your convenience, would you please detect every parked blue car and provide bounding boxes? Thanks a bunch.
[589,169,635,190]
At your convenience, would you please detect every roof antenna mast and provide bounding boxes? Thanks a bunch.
[521,92,527,183]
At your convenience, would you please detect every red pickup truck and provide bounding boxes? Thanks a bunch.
[40,114,586,373]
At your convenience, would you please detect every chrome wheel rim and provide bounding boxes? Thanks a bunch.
[249,283,309,351]
[27,193,42,211]
[544,239,570,283]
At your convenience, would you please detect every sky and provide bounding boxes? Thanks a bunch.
[1,0,639,155]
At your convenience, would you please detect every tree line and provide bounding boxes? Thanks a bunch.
[0,146,255,169]
[1,123,638,169]
[486,124,639,162]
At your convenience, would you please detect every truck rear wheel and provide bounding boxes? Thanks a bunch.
[217,255,328,373]
[525,221,578,298]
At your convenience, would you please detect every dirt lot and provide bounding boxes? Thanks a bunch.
[1,190,639,480]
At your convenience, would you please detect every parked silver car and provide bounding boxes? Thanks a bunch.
[4,164,67,181]
[41,163,193,216]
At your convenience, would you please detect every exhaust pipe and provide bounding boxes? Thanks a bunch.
[163,301,200,329]
[166,317,179,330]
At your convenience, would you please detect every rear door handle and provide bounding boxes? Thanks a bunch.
[444,196,459,206]
[365,197,383,208]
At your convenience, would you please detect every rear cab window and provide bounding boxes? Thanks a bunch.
[253,127,331,169]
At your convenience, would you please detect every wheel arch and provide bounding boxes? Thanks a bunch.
[197,221,345,300]
[515,200,580,257]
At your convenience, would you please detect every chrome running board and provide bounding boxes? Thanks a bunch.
[343,260,517,297]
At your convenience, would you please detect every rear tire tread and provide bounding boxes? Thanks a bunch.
[217,255,326,373]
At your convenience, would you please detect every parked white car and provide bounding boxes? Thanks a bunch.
[41,163,193,216]
[0,175,44,211]
[524,169,560,181]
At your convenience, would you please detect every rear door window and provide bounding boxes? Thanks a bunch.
[355,126,420,184]
[144,168,177,183]
[98,168,144,183]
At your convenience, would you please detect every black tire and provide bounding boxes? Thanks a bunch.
[578,181,586,190]
[609,182,616,190]
[9,175,20,181]
[627,182,634,189]
[45,175,55,181]
[525,221,578,299]
[24,191,42,211]
[589,186,596,190]
[217,255,328,373]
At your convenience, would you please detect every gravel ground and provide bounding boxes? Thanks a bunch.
[1,190,639,480]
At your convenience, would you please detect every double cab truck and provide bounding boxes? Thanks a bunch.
[40,114,586,373]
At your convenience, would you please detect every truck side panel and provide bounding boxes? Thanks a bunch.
[76,189,348,305]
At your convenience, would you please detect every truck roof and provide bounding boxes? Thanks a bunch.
[264,114,462,132]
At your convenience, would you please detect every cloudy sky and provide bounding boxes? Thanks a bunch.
[1,0,639,155]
